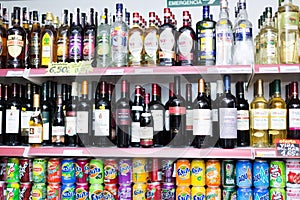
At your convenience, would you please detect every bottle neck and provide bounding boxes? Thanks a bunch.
[152,94,161,102]
[219,7,229,19]
[238,5,248,20]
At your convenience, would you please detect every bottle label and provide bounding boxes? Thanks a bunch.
[280,12,299,30]
[219,108,237,139]
[193,109,212,136]
[140,126,153,139]
[41,33,52,65]
[65,114,77,136]
[28,126,43,144]
[116,109,131,125]
[178,32,193,61]
[159,28,175,59]
[94,109,110,136]
[235,27,252,41]
[165,110,170,131]
[212,108,218,122]
[237,110,250,131]
[251,109,269,130]
[7,35,24,58]
[97,34,110,56]
[144,31,158,58]
[269,109,287,130]
[69,35,82,59]
[52,126,65,143]
[186,109,193,131]
[289,109,300,130]
[262,32,277,58]
[83,35,95,60]
[6,109,20,133]
[216,31,233,64]
[111,29,128,51]
[76,111,89,133]
[42,111,50,140]
[29,34,40,66]
[57,34,69,60]
[131,121,140,142]
[128,32,143,58]
[198,29,216,60]
[132,106,143,111]
[169,106,186,115]
[0,36,3,55]
[151,110,164,131]
[21,111,33,136]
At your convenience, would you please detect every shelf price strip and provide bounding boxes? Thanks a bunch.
[47,61,93,75]
[275,139,300,157]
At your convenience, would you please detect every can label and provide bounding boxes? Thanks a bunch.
[222,187,236,200]
[47,183,61,200]
[104,184,118,200]
[104,161,118,184]
[89,159,104,184]
[191,186,205,200]
[237,188,253,200]
[61,159,76,184]
[75,160,89,183]
[6,158,19,183]
[89,184,104,200]
[118,185,132,200]
[0,157,7,181]
[161,183,175,200]
[270,187,286,200]
[162,159,174,183]
[286,187,300,200]
[191,160,205,187]
[75,187,89,200]
[61,184,75,200]
[133,183,147,200]
[253,188,269,200]
[146,183,161,200]
[6,183,20,200]
[286,159,300,188]
[222,160,235,187]
[19,159,30,182]
[20,183,32,200]
[48,159,61,183]
[33,159,46,183]
[132,159,147,183]
[270,161,286,188]
[206,187,221,200]
[176,186,191,200]
[236,160,252,188]
[118,159,132,185]
[253,161,269,188]
[176,160,191,186]
[32,183,47,200]
[206,160,221,187]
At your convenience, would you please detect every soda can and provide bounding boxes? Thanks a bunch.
[191,159,205,187]
[75,183,89,200]
[103,184,118,200]
[47,158,61,183]
[104,159,118,184]
[146,182,161,199]
[206,160,221,187]
[222,160,236,187]
[176,159,191,186]
[270,187,286,200]
[237,187,253,200]
[6,182,20,200]
[61,158,76,184]
[149,158,162,182]
[253,188,269,200]
[32,158,47,183]
[286,159,300,188]
[19,182,32,200]
[118,159,132,185]
[61,183,75,200]
[32,183,47,200]
[118,184,132,200]
[89,159,104,184]
[19,158,31,183]
[47,183,61,200]
[161,159,175,183]
[161,182,175,200]
[206,187,221,200]
[176,186,191,200]
[191,186,205,200]
[253,160,269,188]
[223,186,236,200]
[0,157,7,181]
[89,184,104,200]
[236,160,252,188]
[270,160,286,188]
[6,158,19,183]
[132,158,148,183]
[0,181,5,200]
[286,187,300,200]
[133,182,147,200]
[75,158,89,183]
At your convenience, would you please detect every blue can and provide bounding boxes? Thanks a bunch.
[253,188,269,200]
[253,160,269,188]
[61,183,75,200]
[61,158,76,184]
[236,160,252,188]
[237,188,253,200]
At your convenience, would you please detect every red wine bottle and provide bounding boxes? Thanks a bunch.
[287,81,300,139]
[164,82,175,146]
[140,93,154,147]
[131,85,143,147]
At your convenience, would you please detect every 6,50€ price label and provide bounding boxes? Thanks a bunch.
[47,61,93,75]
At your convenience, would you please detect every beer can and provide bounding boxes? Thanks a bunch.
[75,183,89,200]
[253,188,269,200]
[118,184,132,200]
[89,159,104,184]
[104,159,118,184]
[133,182,147,200]
[253,160,269,188]
[176,186,191,200]
[19,158,31,183]
[176,159,191,186]
[32,158,47,183]
[161,182,175,200]
[104,184,118,200]
[149,158,162,182]
[191,186,205,200]
[32,183,47,200]
[47,183,61,200]
[270,187,286,200]
[132,158,148,183]
[6,158,19,183]
[286,187,300,200]
[206,160,221,187]
[222,160,236,187]
[19,182,32,200]
[237,187,253,200]
[286,159,300,188]
[118,159,132,185]
[89,184,104,200]
[206,187,221,200]
[61,158,76,184]
[61,183,75,200]
[47,158,61,183]
[0,181,5,200]
[75,158,89,184]
[0,157,7,181]
[161,159,175,183]
[191,159,205,187]
[6,182,20,200]
[270,160,286,188]
[223,186,236,200]
[146,182,161,199]
[236,160,252,188]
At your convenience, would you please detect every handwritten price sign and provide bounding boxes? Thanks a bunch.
[275,139,300,157]
[47,61,93,75]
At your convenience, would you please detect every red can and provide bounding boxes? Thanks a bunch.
[75,183,89,200]
[0,182,6,199]
[47,183,61,200]
[19,158,31,183]
[146,182,161,200]
[104,159,118,184]
[149,158,161,182]
[104,184,118,199]
[0,158,7,181]
[47,158,61,183]
[75,158,89,183]
[20,182,32,200]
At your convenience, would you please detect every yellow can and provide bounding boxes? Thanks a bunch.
[206,186,221,200]
[191,159,205,187]
[133,182,147,200]
[191,186,206,200]
[132,158,148,183]
[176,159,191,186]
[176,186,191,199]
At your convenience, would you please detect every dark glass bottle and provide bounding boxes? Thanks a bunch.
[212,80,223,147]
[0,84,5,144]
[140,93,154,147]
[164,82,175,146]
[185,83,194,146]
[69,8,83,62]
[287,82,300,139]
[51,81,57,108]
[22,7,30,68]
[108,83,117,145]
[83,8,96,62]
[286,83,291,104]
[52,95,65,146]
[41,82,52,146]
[2,7,9,30]
[29,10,41,68]
[131,85,143,147]
[0,9,7,68]
[21,83,33,146]
[61,84,68,115]
[57,9,69,63]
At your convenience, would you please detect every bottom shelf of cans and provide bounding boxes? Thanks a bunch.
[0,157,299,200]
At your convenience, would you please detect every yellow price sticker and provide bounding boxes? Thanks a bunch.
[47,61,93,75]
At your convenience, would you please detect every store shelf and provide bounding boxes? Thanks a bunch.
[254,64,300,74]
[0,69,25,77]
[0,146,28,157]
[254,148,300,159]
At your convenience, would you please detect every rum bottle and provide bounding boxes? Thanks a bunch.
[29,11,40,68]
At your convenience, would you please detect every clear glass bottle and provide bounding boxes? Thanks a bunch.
[254,18,261,64]
[29,94,43,146]
[144,12,159,66]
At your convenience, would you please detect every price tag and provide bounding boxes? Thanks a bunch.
[47,61,93,75]
[106,69,124,75]
[275,139,300,157]
[6,70,24,77]
[280,65,300,73]
[231,67,252,73]
[63,150,83,156]
[259,67,279,73]
[134,68,154,74]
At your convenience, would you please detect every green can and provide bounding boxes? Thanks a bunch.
[270,160,286,188]
[6,182,20,200]
[32,158,47,183]
[89,159,104,184]
[89,184,104,199]
[270,187,286,200]
[6,158,20,183]
[222,160,236,186]
[32,183,47,200]
[222,186,236,200]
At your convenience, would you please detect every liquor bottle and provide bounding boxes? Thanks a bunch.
[212,80,223,147]
[110,3,128,67]
[83,8,96,62]
[0,84,5,144]
[116,80,131,148]
[185,83,194,146]
[144,12,159,66]
[22,7,30,68]
[216,0,233,65]
[193,78,212,148]
[287,81,300,139]
[0,7,7,68]
[5,83,22,146]
[218,75,237,148]
[57,9,69,63]
[177,11,196,66]
[250,79,269,147]
[236,81,250,147]
[29,11,40,68]
[159,8,176,66]
[140,93,154,147]
[40,12,57,67]
[21,83,33,146]
[268,79,287,146]
[41,14,46,27]
[69,8,83,63]
[6,7,26,68]
[53,16,59,30]
[196,6,216,66]
[164,82,175,146]
[81,12,86,29]
[52,95,65,146]
[2,7,8,30]
[169,76,186,147]
[130,85,143,147]
[40,83,52,146]
[28,94,43,146]
[69,12,73,27]
[254,18,261,64]
[278,0,299,64]
[233,0,254,64]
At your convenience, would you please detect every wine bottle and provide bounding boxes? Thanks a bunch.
[28,94,43,146]
[52,94,65,146]
[212,80,223,148]
[57,9,69,63]
[287,81,300,139]
[131,85,143,147]
[0,84,5,145]
[185,83,194,146]
[140,93,154,147]
[164,82,175,146]
[108,83,116,145]
[41,82,52,146]
[21,83,33,146]
[83,8,96,62]
[69,8,83,62]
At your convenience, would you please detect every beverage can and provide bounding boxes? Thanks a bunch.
[0,157,8,181]
[89,184,104,200]
[176,186,191,200]
[237,187,253,200]
[61,158,76,184]
[161,159,175,183]
[47,158,61,183]
[191,159,205,187]
[32,158,47,183]
[146,182,161,200]
[6,158,19,183]
[191,186,205,200]
[270,187,286,200]
[133,182,147,200]
[222,160,236,187]
[149,158,162,182]
[206,187,221,200]
[286,187,300,200]
[32,182,47,200]
[270,160,286,188]
[206,160,221,187]
[47,183,61,200]
[132,158,148,183]
[19,158,31,183]
[222,186,236,200]
[89,159,104,184]
[75,158,89,184]
[176,159,191,186]
[103,184,118,200]
[286,159,300,188]
[161,182,175,200]
[236,160,252,188]
[61,183,75,200]
[118,159,132,185]
[0,181,6,200]
[104,159,118,184]
[118,184,132,200]
[75,183,89,200]
[19,182,32,200]
[253,160,269,188]
[253,188,269,200]
[6,182,20,200]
